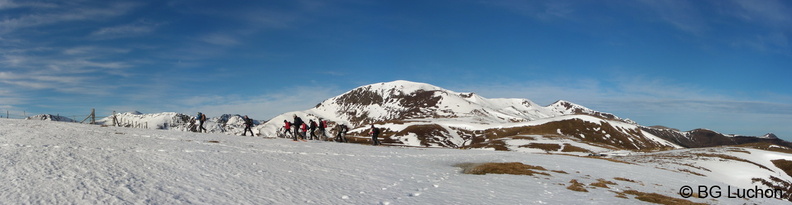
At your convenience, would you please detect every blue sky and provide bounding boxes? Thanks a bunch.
[1,0,790,139]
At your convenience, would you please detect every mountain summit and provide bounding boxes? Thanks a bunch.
[259,80,684,150]
[310,80,567,126]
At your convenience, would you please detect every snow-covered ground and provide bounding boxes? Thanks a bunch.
[0,118,786,204]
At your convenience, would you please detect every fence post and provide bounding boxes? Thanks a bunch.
[80,108,96,124]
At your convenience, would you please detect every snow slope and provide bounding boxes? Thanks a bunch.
[95,112,260,136]
[25,114,76,122]
[0,118,786,204]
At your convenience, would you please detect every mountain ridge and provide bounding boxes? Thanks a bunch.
[25,80,787,151]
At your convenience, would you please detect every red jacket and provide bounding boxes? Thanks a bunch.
[284,122,291,129]
[301,123,307,132]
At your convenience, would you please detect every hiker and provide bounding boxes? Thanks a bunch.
[369,124,381,145]
[335,123,348,143]
[308,119,318,140]
[318,118,328,141]
[300,123,309,140]
[197,112,207,133]
[340,124,349,142]
[293,115,305,141]
[283,120,292,138]
[242,115,254,136]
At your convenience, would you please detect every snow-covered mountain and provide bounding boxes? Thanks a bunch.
[95,112,260,136]
[641,127,791,149]
[257,80,680,150]
[25,114,76,122]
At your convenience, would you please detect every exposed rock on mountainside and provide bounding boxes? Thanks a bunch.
[25,114,76,122]
[641,127,792,149]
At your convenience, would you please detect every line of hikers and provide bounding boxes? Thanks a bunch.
[195,112,256,136]
[283,115,382,145]
[195,112,383,146]
[282,115,348,142]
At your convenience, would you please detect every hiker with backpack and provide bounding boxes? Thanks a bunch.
[242,115,254,136]
[197,112,207,133]
[335,123,348,143]
[293,115,306,141]
[283,120,292,138]
[300,122,308,140]
[318,118,328,141]
[308,119,318,140]
[369,124,381,146]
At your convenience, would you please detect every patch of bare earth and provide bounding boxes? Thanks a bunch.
[455,162,562,176]
[566,179,588,192]
[621,190,707,205]
[590,178,617,188]
[519,143,561,152]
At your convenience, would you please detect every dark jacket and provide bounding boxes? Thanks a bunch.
[293,117,304,127]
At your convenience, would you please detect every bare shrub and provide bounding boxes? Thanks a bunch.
[590,178,617,188]
[566,179,588,192]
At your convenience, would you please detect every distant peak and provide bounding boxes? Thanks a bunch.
[763,133,779,139]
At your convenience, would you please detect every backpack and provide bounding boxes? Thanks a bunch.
[294,117,303,126]
[201,114,207,121]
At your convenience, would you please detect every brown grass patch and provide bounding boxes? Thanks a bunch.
[724,147,751,154]
[622,190,707,205]
[752,176,792,202]
[614,177,637,183]
[772,159,792,178]
[511,136,537,140]
[735,142,792,154]
[583,156,634,165]
[520,143,561,152]
[561,143,591,153]
[566,179,588,192]
[693,153,773,172]
[678,169,706,176]
[590,178,617,188]
[206,140,220,143]
[455,162,549,176]
[482,119,674,150]
[613,190,629,199]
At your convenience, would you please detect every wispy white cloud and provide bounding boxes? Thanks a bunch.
[480,0,578,21]
[90,22,158,40]
[730,0,792,27]
[636,0,708,35]
[199,33,240,46]
[62,46,131,56]
[0,0,56,10]
[0,2,139,34]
